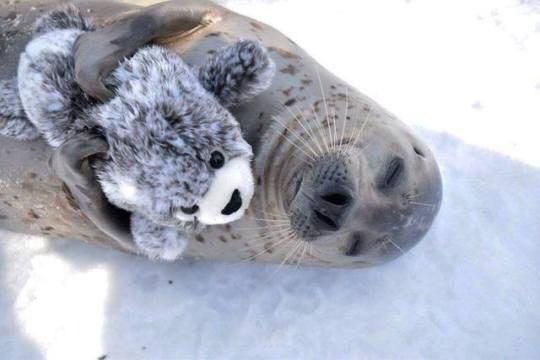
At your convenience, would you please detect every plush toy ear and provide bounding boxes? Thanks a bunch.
[198,40,275,108]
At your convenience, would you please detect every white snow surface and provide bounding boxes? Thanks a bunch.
[1,0,540,358]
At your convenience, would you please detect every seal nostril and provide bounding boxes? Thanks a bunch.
[181,204,199,215]
[314,210,338,229]
[321,192,351,206]
[221,189,242,215]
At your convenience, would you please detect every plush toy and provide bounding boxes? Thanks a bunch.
[0,5,275,260]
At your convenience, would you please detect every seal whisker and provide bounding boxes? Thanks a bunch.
[309,243,320,259]
[339,100,360,155]
[308,243,331,257]
[240,228,290,236]
[248,215,289,222]
[409,201,435,207]
[338,87,349,151]
[249,232,293,251]
[332,102,339,152]
[250,213,289,222]
[273,113,319,159]
[280,102,322,158]
[295,242,308,268]
[347,108,372,155]
[292,152,313,166]
[272,115,317,161]
[245,228,293,243]
[265,235,297,266]
[240,233,295,263]
[252,208,290,222]
[246,232,294,251]
[329,101,338,151]
[258,211,289,220]
[272,118,317,162]
[238,223,291,232]
[406,192,427,199]
[311,104,331,153]
[315,66,334,153]
[252,207,290,220]
[247,234,293,251]
[273,115,318,160]
[273,238,303,276]
[387,238,405,254]
[292,104,325,157]
[247,217,290,223]
[345,110,363,154]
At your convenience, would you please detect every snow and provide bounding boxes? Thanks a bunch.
[1,0,539,358]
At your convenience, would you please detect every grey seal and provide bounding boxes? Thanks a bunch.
[0,0,442,267]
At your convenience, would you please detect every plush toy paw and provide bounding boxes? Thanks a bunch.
[0,79,40,140]
[131,213,188,261]
[198,40,275,107]
[33,4,95,35]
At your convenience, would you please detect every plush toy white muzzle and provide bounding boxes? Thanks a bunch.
[177,157,254,225]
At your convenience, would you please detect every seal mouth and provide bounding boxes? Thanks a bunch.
[345,234,363,256]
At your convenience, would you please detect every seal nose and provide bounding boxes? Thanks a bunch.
[311,186,353,231]
[221,189,243,215]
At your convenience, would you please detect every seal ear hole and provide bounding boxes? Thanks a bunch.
[413,146,425,158]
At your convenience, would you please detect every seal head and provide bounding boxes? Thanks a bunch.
[257,94,442,266]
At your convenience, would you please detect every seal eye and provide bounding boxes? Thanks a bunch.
[379,157,404,189]
[209,151,225,169]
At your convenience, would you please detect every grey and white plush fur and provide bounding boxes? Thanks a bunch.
[0,5,275,261]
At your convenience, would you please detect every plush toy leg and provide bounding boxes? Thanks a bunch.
[0,78,40,141]
[17,31,95,148]
[16,5,96,148]
[130,213,189,261]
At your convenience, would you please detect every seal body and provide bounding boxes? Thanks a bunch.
[0,0,442,267]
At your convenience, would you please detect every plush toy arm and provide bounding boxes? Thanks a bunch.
[198,40,275,108]
[131,213,189,261]
[74,0,224,101]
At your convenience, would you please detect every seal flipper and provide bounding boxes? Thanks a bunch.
[0,78,40,140]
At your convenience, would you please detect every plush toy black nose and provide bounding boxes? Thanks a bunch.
[221,189,242,215]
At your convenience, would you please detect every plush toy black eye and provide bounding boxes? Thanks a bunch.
[181,205,199,215]
[209,151,225,169]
